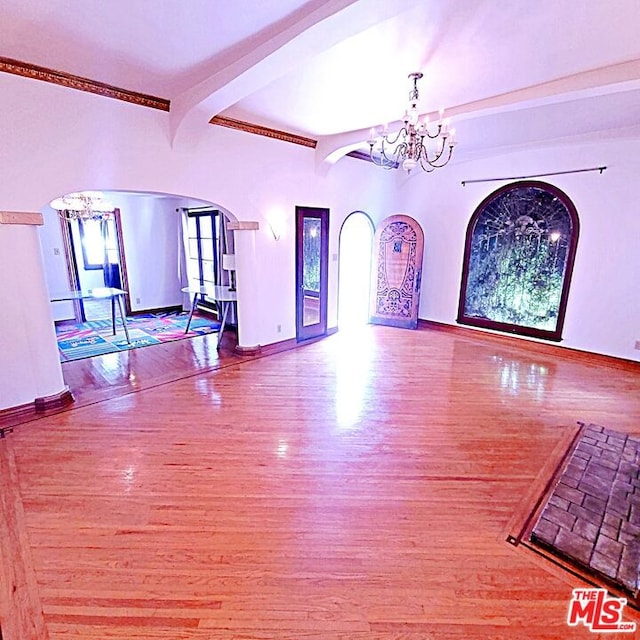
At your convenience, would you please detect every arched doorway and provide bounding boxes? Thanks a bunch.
[40,190,240,360]
[338,211,374,330]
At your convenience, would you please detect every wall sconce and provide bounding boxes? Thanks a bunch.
[222,253,236,291]
[267,220,281,241]
[266,210,285,241]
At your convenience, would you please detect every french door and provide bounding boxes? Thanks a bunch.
[296,206,329,341]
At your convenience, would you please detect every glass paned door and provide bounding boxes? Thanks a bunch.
[296,207,329,341]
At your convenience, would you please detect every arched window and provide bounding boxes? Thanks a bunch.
[458,180,579,341]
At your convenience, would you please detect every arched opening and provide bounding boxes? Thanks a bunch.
[458,180,580,341]
[39,189,239,361]
[338,211,374,330]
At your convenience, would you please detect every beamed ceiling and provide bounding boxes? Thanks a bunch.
[1,0,639,165]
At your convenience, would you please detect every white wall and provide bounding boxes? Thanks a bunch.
[0,72,396,410]
[40,194,190,317]
[0,222,66,410]
[1,68,636,412]
[395,137,640,362]
[39,207,75,321]
[110,193,184,313]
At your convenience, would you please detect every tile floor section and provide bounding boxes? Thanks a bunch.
[532,424,640,597]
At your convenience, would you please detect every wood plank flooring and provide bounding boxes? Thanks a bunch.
[2,325,640,639]
[0,330,243,429]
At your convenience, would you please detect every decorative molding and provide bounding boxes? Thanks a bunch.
[258,326,338,356]
[0,212,43,226]
[0,388,73,429]
[210,115,317,148]
[0,401,34,424]
[34,387,74,412]
[417,318,640,371]
[259,336,298,356]
[0,56,170,111]
[227,221,260,231]
[234,344,262,356]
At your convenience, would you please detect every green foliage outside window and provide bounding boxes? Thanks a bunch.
[460,182,578,339]
[303,218,321,292]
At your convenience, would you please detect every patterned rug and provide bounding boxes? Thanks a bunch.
[55,311,220,362]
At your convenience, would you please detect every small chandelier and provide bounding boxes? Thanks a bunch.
[367,72,456,173]
[50,191,115,221]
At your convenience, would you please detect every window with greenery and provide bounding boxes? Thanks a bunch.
[302,218,321,295]
[457,180,579,341]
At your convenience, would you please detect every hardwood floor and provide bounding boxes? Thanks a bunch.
[1,324,640,639]
[0,329,244,429]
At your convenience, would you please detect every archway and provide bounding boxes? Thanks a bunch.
[338,211,374,330]
[40,189,240,360]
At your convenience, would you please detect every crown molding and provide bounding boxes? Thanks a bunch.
[0,56,170,111]
[210,115,317,148]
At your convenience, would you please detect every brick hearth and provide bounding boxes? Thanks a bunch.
[531,424,640,596]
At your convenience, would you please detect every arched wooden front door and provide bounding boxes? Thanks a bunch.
[369,214,424,329]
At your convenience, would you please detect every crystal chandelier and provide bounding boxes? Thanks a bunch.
[50,191,115,221]
[367,72,456,173]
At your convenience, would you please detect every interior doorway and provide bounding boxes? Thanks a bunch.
[338,211,374,330]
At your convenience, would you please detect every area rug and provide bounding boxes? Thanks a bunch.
[55,311,220,362]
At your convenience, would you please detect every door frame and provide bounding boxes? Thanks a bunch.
[295,206,329,342]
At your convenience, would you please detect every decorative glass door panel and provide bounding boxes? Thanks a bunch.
[369,214,424,329]
[296,207,328,341]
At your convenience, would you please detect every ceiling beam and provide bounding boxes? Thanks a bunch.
[169,0,418,143]
[316,58,640,167]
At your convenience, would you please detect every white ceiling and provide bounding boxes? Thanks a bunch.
[2,0,640,162]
